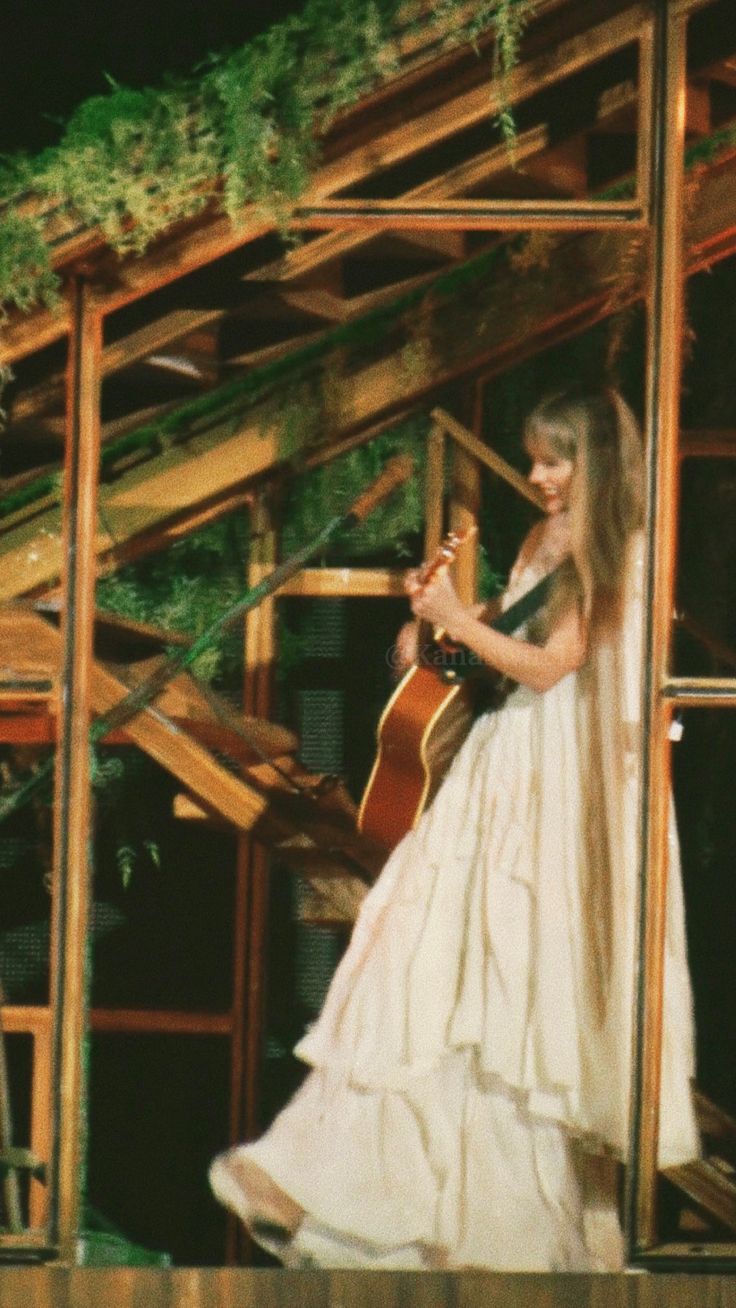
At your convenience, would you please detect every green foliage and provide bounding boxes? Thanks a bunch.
[281,416,427,559]
[113,840,160,889]
[96,517,250,686]
[0,0,538,317]
[0,241,509,524]
[489,0,536,148]
[478,543,505,599]
[34,84,215,253]
[0,208,60,315]
[90,752,125,789]
[96,416,426,689]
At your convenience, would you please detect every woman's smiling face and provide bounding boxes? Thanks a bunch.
[525,433,575,515]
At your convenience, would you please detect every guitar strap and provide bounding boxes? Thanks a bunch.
[491,562,563,636]
[435,563,564,688]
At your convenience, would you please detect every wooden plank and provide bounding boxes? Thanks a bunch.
[90,487,256,584]
[0,210,269,368]
[0,595,284,828]
[310,6,647,202]
[13,310,227,422]
[88,661,269,832]
[0,1267,735,1305]
[8,183,471,422]
[28,1018,52,1232]
[48,278,102,1253]
[662,677,736,706]
[0,3,647,369]
[0,414,280,600]
[3,147,736,605]
[434,407,545,509]
[242,495,276,1133]
[680,429,736,458]
[253,126,550,284]
[664,1160,736,1233]
[292,199,644,233]
[37,413,414,601]
[89,1010,231,1036]
[449,397,482,604]
[0,0,723,375]
[424,420,445,561]
[278,568,405,597]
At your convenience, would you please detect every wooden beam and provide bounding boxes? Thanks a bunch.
[0,411,280,599]
[433,407,545,509]
[252,126,550,285]
[45,413,414,593]
[424,419,445,564]
[679,429,736,458]
[88,660,270,831]
[628,3,688,1255]
[312,6,648,202]
[89,1009,232,1036]
[12,311,227,421]
[10,1264,736,1305]
[0,0,724,380]
[3,145,736,605]
[277,567,405,597]
[48,277,102,1254]
[241,494,276,1158]
[663,1161,736,1234]
[292,198,644,232]
[449,392,483,603]
[0,3,649,371]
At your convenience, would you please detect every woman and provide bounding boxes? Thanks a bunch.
[210,387,699,1270]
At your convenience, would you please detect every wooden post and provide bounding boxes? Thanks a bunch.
[228,493,278,1263]
[449,388,483,604]
[424,420,445,561]
[48,278,102,1256]
[627,1,688,1255]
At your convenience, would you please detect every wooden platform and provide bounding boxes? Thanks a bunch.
[1,1269,736,1308]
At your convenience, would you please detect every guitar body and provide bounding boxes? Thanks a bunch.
[357,528,556,853]
[357,663,476,851]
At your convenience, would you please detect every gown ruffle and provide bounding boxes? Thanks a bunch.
[219,533,699,1270]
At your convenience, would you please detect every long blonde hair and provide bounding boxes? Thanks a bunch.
[525,386,644,634]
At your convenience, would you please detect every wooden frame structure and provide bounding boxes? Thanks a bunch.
[0,0,735,1269]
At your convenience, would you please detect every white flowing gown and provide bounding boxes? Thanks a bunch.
[217,532,699,1270]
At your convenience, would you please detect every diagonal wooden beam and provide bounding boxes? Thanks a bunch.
[0,4,649,368]
[1,145,736,604]
[252,125,550,284]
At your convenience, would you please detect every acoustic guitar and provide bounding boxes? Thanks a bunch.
[358,533,556,851]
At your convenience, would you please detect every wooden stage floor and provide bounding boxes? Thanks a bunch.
[0,1269,735,1308]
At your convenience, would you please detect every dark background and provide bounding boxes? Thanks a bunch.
[1,0,305,156]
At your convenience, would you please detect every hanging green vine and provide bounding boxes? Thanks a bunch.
[0,0,538,317]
